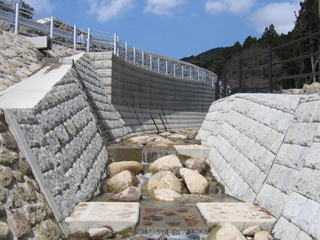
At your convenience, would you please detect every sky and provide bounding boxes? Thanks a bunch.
[22,0,303,60]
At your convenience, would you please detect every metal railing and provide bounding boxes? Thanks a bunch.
[216,31,320,100]
[0,2,217,87]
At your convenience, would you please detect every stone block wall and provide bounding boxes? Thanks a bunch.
[0,109,63,240]
[197,93,320,240]
[89,52,214,112]
[10,54,110,220]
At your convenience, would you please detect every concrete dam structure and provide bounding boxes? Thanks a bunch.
[0,31,319,240]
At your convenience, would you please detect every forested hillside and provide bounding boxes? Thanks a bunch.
[182,0,320,91]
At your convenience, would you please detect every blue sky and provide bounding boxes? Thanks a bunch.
[23,0,302,59]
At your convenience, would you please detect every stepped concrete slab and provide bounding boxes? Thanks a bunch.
[174,144,211,159]
[197,203,277,232]
[65,202,139,234]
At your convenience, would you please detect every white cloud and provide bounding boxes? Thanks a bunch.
[205,0,255,15]
[23,0,53,14]
[144,0,185,16]
[248,1,301,34]
[87,0,135,22]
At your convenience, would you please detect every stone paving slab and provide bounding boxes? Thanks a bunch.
[65,202,139,234]
[197,202,277,232]
[174,144,211,159]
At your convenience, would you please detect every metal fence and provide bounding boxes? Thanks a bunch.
[216,31,320,100]
[0,2,217,87]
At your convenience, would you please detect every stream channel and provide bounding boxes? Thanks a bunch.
[90,130,239,240]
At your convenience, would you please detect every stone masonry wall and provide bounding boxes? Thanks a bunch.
[197,93,320,240]
[0,109,63,240]
[11,53,110,219]
[88,52,213,141]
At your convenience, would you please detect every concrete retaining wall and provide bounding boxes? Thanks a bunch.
[197,93,320,240]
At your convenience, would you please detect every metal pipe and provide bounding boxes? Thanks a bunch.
[14,2,19,34]
[133,47,136,64]
[87,28,91,52]
[50,16,54,39]
[142,51,144,68]
[150,54,152,70]
[73,25,77,50]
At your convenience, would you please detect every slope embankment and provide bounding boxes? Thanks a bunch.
[197,93,320,240]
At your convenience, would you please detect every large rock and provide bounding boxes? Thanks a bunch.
[303,82,320,94]
[111,186,141,202]
[89,227,114,239]
[180,168,208,194]
[0,221,9,240]
[7,210,31,238]
[242,226,262,237]
[184,157,206,174]
[33,219,62,240]
[147,171,181,196]
[0,167,14,187]
[152,188,181,202]
[206,223,247,240]
[106,170,139,194]
[108,161,144,177]
[148,155,182,174]
[0,148,19,166]
[24,203,46,225]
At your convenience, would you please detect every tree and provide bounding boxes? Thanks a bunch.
[259,24,279,47]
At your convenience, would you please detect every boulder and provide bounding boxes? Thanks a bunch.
[0,221,9,240]
[89,227,114,240]
[7,210,31,238]
[179,168,208,194]
[254,231,272,240]
[147,171,181,196]
[152,188,181,202]
[303,82,320,94]
[106,170,139,194]
[206,223,247,240]
[184,157,206,174]
[242,226,262,237]
[111,186,141,202]
[0,148,19,166]
[0,167,14,187]
[24,203,46,225]
[148,155,182,174]
[108,161,144,177]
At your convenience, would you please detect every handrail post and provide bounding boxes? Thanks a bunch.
[198,69,200,81]
[125,42,128,61]
[14,2,20,34]
[182,65,184,78]
[113,33,117,55]
[150,54,152,70]
[215,78,220,101]
[86,28,91,52]
[133,47,136,64]
[268,46,273,93]
[223,69,227,97]
[50,16,54,39]
[174,63,176,77]
[238,57,242,93]
[73,25,77,50]
[142,51,144,68]
[158,58,160,73]
[166,61,168,75]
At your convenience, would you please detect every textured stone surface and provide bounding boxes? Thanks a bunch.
[88,227,114,239]
[206,223,247,240]
[197,93,320,240]
[0,221,9,240]
[180,168,208,194]
[152,188,182,202]
[24,203,46,225]
[0,148,18,166]
[111,186,141,202]
[106,170,139,194]
[0,167,13,187]
[147,171,181,196]
[184,157,206,174]
[148,155,182,174]
[108,161,144,177]
[7,210,31,238]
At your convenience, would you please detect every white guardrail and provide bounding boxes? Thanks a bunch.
[0,2,217,86]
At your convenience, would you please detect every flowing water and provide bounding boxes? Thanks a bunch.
[91,131,239,239]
